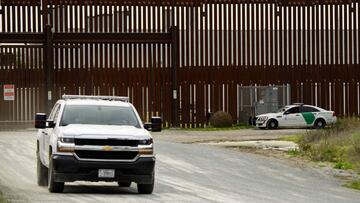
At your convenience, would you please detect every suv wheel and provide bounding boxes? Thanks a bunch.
[314,119,326,129]
[118,182,131,187]
[137,172,154,194]
[267,119,278,129]
[48,158,64,193]
[37,152,48,186]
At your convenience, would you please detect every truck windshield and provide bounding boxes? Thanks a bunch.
[60,105,140,128]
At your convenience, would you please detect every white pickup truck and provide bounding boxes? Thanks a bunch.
[35,95,160,193]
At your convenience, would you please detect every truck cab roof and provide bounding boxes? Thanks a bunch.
[60,99,132,107]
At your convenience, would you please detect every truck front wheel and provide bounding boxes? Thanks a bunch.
[37,152,48,186]
[137,172,154,194]
[48,158,64,193]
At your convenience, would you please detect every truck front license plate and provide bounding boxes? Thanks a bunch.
[98,169,115,178]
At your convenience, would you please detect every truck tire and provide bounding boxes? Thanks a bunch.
[137,172,154,194]
[48,158,64,193]
[118,182,131,187]
[37,152,48,186]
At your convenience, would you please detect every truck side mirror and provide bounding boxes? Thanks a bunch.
[151,117,162,132]
[143,122,152,131]
[47,120,56,128]
[35,113,47,129]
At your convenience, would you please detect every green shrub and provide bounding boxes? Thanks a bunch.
[307,145,335,162]
[209,111,233,128]
[330,117,360,135]
[287,149,300,156]
[301,130,325,143]
[311,142,347,162]
[351,133,360,155]
[297,118,360,172]
[334,161,354,170]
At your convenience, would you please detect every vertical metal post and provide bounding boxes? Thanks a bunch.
[41,0,48,27]
[170,26,179,127]
[44,24,53,114]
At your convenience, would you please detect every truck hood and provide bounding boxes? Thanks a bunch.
[58,124,151,140]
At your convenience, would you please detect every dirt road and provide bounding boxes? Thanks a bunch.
[0,130,358,202]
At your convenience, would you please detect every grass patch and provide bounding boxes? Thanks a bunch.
[278,118,360,190]
[297,118,360,172]
[345,180,360,190]
[280,135,303,143]
[0,191,7,203]
[334,161,354,170]
[179,123,251,131]
[287,149,301,156]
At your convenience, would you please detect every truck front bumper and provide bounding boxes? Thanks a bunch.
[52,154,155,184]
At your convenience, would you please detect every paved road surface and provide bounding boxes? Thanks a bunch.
[0,130,358,202]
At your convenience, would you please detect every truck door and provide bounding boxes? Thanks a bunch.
[43,104,60,166]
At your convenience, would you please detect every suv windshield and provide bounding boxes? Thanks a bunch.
[60,105,140,128]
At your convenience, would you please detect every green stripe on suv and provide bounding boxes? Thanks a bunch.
[301,112,316,125]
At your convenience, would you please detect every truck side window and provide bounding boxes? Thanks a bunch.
[48,104,60,121]
[53,105,61,124]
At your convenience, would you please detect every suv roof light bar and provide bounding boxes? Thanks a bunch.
[62,95,129,102]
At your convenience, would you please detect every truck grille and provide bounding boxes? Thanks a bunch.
[74,138,139,146]
[75,150,138,160]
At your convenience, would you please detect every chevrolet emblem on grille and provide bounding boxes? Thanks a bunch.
[102,146,113,151]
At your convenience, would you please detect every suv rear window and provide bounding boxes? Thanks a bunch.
[60,105,140,128]
[301,106,320,113]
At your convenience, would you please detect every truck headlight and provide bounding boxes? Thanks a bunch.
[59,137,74,143]
[138,139,153,155]
[58,137,75,152]
[138,138,153,145]
[139,148,154,155]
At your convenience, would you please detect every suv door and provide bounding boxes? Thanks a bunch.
[43,103,60,166]
[283,106,303,127]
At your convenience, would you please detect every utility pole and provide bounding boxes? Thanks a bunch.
[170,26,179,127]
[44,25,53,114]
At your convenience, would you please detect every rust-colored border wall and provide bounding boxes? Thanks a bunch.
[0,1,359,127]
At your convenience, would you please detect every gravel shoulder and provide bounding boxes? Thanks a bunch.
[152,128,307,143]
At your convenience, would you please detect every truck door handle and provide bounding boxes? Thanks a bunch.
[295,114,300,116]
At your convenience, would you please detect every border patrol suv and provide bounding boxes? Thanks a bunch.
[35,95,158,193]
[256,103,337,129]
